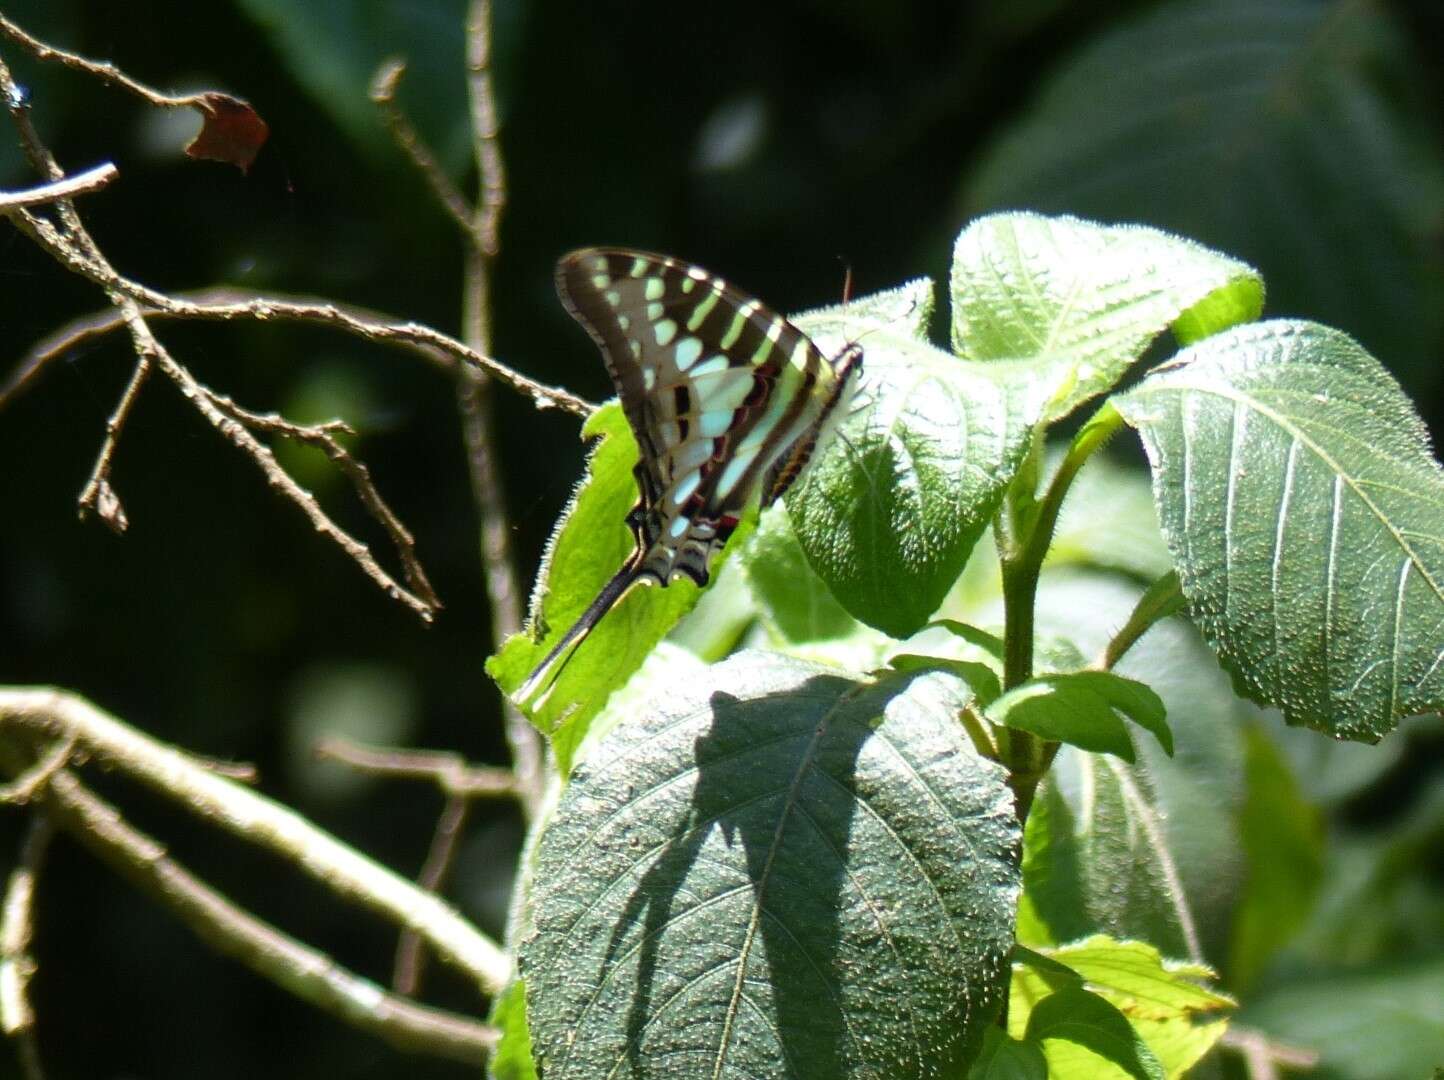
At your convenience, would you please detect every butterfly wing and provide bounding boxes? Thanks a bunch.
[521,249,862,703]
[557,248,858,587]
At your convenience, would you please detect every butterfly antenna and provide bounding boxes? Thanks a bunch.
[515,558,646,704]
[835,256,854,307]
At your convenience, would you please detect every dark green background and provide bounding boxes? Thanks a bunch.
[0,1,1440,1076]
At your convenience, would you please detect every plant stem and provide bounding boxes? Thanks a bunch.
[995,405,1125,817]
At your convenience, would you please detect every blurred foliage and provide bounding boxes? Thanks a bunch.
[0,1,1440,1077]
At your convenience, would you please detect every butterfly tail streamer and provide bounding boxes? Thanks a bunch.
[515,558,648,704]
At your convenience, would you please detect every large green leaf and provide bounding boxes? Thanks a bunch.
[964,0,1444,393]
[519,652,1020,1079]
[1022,753,1195,961]
[950,214,1262,422]
[1115,320,1444,741]
[788,279,1049,637]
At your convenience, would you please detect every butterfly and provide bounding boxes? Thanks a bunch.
[518,248,864,702]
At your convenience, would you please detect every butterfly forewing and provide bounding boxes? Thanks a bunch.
[557,248,856,586]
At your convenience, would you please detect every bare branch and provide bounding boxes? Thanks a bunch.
[206,391,442,615]
[42,768,497,1064]
[112,301,440,620]
[0,161,117,210]
[0,688,511,994]
[1,14,215,109]
[2,286,458,412]
[76,354,152,534]
[467,0,506,256]
[5,226,594,416]
[0,814,53,1080]
[370,60,484,248]
[0,15,267,171]
[461,0,545,818]
[315,738,517,798]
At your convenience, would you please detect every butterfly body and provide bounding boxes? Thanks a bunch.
[518,248,862,702]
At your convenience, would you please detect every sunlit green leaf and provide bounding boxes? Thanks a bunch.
[988,672,1171,760]
[950,214,1262,422]
[487,405,743,773]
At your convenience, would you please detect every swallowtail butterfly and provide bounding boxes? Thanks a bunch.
[519,248,863,701]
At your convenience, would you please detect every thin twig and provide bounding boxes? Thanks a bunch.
[0,688,511,993]
[315,738,516,798]
[0,161,117,210]
[1221,1024,1320,1079]
[207,391,442,615]
[314,735,517,995]
[5,218,594,416]
[370,60,484,249]
[76,352,150,534]
[0,13,214,109]
[115,300,439,620]
[41,768,497,1064]
[0,737,76,804]
[0,814,54,1080]
[1,285,461,412]
[394,793,471,994]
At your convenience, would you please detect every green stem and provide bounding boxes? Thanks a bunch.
[996,404,1125,816]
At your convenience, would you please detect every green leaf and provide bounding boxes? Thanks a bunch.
[1031,937,1232,1018]
[1022,985,1165,1080]
[486,404,740,774]
[967,1027,1048,1080]
[1228,723,1324,990]
[1011,937,1232,1079]
[519,652,1020,1079]
[987,672,1171,760]
[789,280,1050,637]
[486,980,537,1080]
[1242,959,1444,1080]
[1115,319,1444,740]
[965,0,1444,395]
[950,214,1262,422]
[888,654,1003,708]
